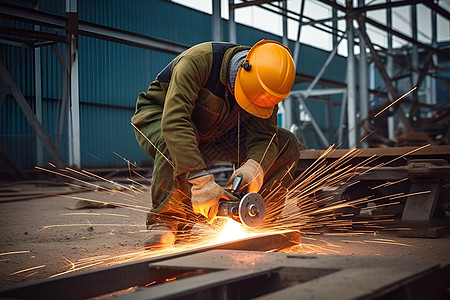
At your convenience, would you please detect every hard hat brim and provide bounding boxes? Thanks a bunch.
[235,77,274,119]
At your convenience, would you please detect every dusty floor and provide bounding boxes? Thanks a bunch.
[1,182,450,291]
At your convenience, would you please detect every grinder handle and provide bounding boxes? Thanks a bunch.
[230,174,243,193]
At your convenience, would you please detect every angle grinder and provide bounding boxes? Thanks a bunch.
[216,174,266,227]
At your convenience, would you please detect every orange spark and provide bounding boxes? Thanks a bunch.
[360,128,377,143]
[373,86,417,118]
[7,265,46,277]
[390,190,431,200]
[0,250,30,256]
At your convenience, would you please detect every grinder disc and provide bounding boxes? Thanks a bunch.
[238,193,265,227]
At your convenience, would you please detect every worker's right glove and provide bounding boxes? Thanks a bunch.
[227,159,264,193]
[188,174,238,223]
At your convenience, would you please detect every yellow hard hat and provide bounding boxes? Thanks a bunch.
[235,40,296,119]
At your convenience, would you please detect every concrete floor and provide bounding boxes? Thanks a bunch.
[1,183,449,291]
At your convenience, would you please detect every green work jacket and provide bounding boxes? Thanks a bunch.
[132,42,279,180]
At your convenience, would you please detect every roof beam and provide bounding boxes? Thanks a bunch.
[230,0,280,10]
[355,0,423,13]
[423,0,450,21]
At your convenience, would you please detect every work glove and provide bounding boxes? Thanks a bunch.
[227,159,264,193]
[189,174,238,223]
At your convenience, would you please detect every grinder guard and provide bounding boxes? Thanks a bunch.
[216,175,265,227]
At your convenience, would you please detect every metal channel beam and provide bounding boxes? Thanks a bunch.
[0,231,300,300]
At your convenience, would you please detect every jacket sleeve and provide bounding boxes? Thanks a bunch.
[161,55,211,179]
[245,107,279,172]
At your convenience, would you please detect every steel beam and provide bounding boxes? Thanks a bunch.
[0,26,66,44]
[423,0,450,21]
[0,60,66,168]
[362,15,450,60]
[358,0,368,148]
[281,0,288,46]
[0,3,188,55]
[228,0,236,43]
[77,21,188,55]
[34,3,44,167]
[212,0,222,41]
[230,0,280,10]
[290,88,346,97]
[317,0,450,60]
[293,0,305,68]
[386,0,395,140]
[346,1,357,148]
[355,0,423,12]
[66,3,81,168]
[0,230,300,300]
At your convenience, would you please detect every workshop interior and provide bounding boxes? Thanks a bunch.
[0,0,450,299]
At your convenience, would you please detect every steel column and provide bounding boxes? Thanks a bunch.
[410,4,419,123]
[293,0,306,67]
[33,2,43,166]
[386,0,395,140]
[212,0,222,41]
[358,0,368,148]
[51,43,69,151]
[66,0,80,168]
[228,0,236,43]
[431,7,437,106]
[346,1,357,148]
[281,0,288,46]
[332,1,338,49]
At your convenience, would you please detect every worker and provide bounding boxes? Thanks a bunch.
[132,40,300,249]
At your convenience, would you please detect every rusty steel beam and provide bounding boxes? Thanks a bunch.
[0,231,300,300]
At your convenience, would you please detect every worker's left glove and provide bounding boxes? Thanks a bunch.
[227,159,264,193]
[189,174,238,223]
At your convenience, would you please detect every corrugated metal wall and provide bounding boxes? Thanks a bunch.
[0,0,347,170]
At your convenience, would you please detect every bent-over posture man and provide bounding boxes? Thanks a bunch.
[132,40,300,249]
